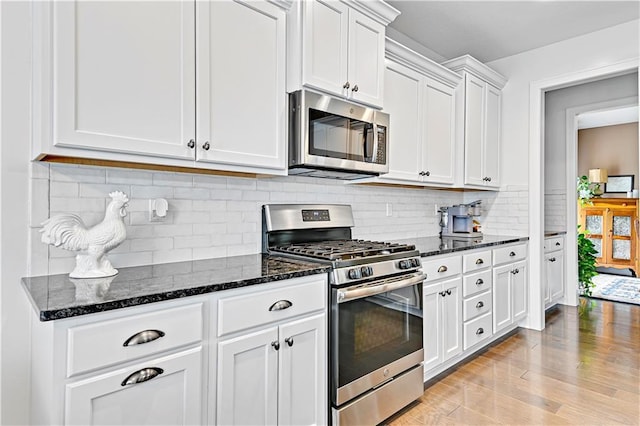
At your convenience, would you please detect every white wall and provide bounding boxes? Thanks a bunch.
[487,19,640,187]
[1,2,32,424]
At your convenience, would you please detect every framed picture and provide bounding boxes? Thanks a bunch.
[604,175,634,193]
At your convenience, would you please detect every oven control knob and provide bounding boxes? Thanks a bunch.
[411,258,421,268]
[398,260,412,270]
[348,268,361,280]
[360,266,374,278]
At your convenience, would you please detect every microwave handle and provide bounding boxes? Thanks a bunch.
[336,272,426,303]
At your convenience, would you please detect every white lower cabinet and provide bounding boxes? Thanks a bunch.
[423,277,462,372]
[65,347,202,426]
[216,276,327,426]
[217,314,325,426]
[544,236,565,308]
[493,257,528,334]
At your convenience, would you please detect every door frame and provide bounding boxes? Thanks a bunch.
[528,58,639,331]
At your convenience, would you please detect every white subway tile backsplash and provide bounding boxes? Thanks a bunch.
[32,164,530,273]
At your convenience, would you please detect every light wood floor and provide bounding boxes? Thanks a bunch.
[386,299,640,425]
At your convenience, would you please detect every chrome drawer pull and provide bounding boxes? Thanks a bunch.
[555,242,561,246]
[437,265,448,273]
[476,278,484,286]
[285,337,294,347]
[476,301,484,309]
[446,289,452,295]
[269,300,292,311]
[121,367,163,386]
[509,251,516,257]
[475,258,484,265]
[123,329,165,347]
[271,341,280,351]
[476,328,484,335]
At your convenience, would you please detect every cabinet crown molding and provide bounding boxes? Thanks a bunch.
[268,0,294,10]
[342,0,401,25]
[385,38,462,88]
[441,54,507,89]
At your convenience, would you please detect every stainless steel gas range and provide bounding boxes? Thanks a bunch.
[262,204,425,425]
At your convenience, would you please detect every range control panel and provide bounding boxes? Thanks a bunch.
[302,209,330,222]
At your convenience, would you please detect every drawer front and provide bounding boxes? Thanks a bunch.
[218,278,326,337]
[493,243,527,266]
[463,250,492,273]
[544,236,564,253]
[422,255,462,283]
[67,303,203,377]
[463,312,493,350]
[462,270,492,297]
[463,290,492,322]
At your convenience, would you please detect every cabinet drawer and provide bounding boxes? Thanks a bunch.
[463,291,492,322]
[463,250,492,273]
[67,303,203,377]
[462,269,492,297]
[218,278,326,337]
[544,237,564,253]
[463,312,493,350]
[422,255,462,283]
[493,243,527,265]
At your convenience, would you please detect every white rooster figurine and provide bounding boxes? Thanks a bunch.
[40,191,129,278]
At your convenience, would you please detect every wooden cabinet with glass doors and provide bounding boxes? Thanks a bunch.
[578,198,639,275]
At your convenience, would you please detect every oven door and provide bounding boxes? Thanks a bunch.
[331,272,424,406]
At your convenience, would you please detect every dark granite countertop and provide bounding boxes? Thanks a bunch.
[392,234,529,257]
[544,231,567,237]
[22,254,330,322]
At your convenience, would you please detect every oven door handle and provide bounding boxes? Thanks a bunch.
[337,272,426,303]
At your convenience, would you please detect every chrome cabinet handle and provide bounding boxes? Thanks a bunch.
[271,341,280,351]
[476,328,484,335]
[476,301,484,309]
[487,177,492,182]
[425,171,430,176]
[121,367,163,386]
[446,289,452,295]
[352,84,359,92]
[419,171,425,176]
[475,258,484,265]
[549,257,556,262]
[511,268,520,274]
[123,329,165,347]
[476,278,484,286]
[202,141,210,151]
[555,242,561,246]
[439,291,446,297]
[285,337,294,347]
[343,81,350,89]
[187,139,195,149]
[509,251,516,257]
[437,265,448,273]
[269,300,292,311]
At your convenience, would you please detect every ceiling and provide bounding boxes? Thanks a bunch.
[577,105,639,129]
[387,1,640,63]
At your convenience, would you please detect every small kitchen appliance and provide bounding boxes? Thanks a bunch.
[288,90,390,180]
[439,200,483,238]
[262,204,424,426]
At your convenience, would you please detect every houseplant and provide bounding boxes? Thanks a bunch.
[577,175,594,205]
[577,227,598,297]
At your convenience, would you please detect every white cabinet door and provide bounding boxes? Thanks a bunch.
[196,0,287,171]
[347,9,385,107]
[278,314,327,426]
[302,0,349,97]
[512,261,528,322]
[549,252,564,302]
[65,347,202,426]
[544,253,553,306]
[54,1,195,159]
[463,74,486,186]
[441,278,463,362]
[217,327,279,426]
[422,284,442,372]
[492,264,513,333]
[422,78,456,185]
[483,84,501,188]
[383,61,422,182]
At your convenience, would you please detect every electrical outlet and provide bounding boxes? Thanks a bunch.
[386,203,393,217]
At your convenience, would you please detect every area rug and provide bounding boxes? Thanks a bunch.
[589,273,640,305]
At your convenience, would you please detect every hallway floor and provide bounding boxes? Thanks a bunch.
[386,299,640,425]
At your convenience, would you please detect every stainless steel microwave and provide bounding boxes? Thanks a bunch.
[288,90,389,180]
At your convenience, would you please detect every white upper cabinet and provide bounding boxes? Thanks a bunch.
[196,0,287,171]
[288,0,400,108]
[379,40,461,186]
[33,0,289,175]
[442,55,506,190]
[51,1,195,160]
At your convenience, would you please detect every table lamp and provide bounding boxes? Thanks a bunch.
[588,168,608,196]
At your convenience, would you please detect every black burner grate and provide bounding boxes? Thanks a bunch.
[270,239,416,261]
